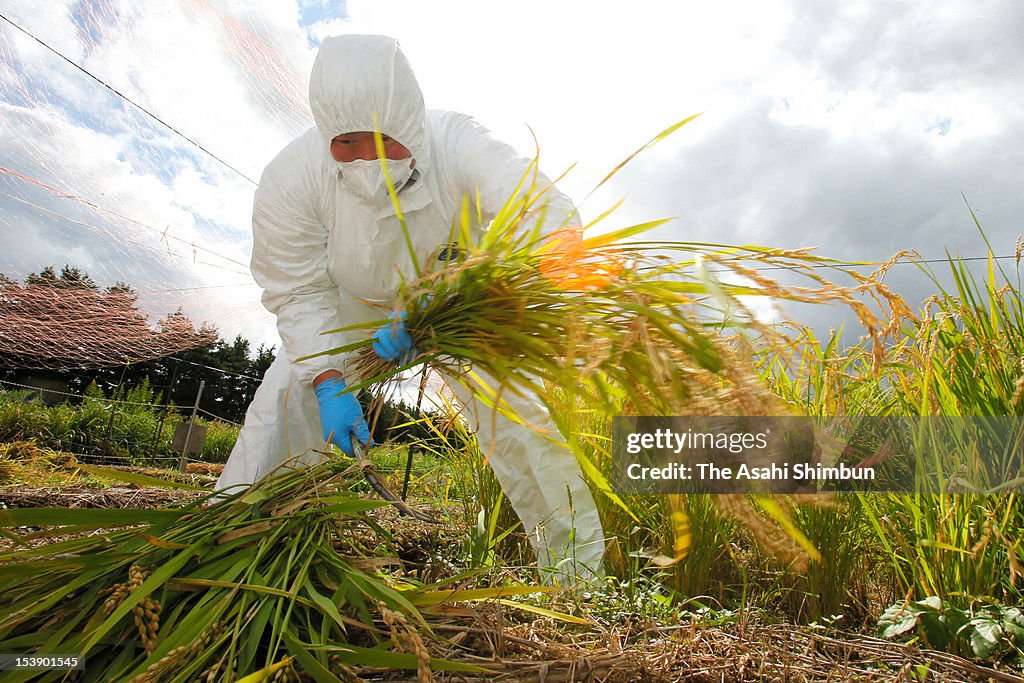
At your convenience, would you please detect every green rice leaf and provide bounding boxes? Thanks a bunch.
[0,507,182,528]
[580,218,675,249]
[496,598,591,624]
[592,113,702,192]
[282,630,342,683]
[752,495,822,563]
[74,464,206,491]
[409,584,557,607]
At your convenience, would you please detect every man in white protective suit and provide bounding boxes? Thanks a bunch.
[216,34,605,583]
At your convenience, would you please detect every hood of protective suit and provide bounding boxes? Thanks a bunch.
[308,35,428,171]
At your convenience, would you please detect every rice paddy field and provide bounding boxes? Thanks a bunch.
[2,127,1023,681]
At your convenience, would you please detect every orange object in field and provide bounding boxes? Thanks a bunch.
[538,226,624,291]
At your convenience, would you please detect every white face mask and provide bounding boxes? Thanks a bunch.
[337,158,415,202]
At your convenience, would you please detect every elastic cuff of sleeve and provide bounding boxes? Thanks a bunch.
[291,356,346,385]
[313,376,347,398]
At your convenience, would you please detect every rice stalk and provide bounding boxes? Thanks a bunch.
[767,232,1024,606]
[319,115,892,416]
[0,457,568,681]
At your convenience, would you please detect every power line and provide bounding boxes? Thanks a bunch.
[0,11,259,186]
[136,283,257,294]
[166,355,264,382]
[710,253,1022,273]
[196,406,243,427]
[0,378,164,408]
[4,14,1020,284]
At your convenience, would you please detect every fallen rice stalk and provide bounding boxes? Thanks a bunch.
[0,458,567,681]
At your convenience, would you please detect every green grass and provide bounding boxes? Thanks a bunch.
[0,382,238,465]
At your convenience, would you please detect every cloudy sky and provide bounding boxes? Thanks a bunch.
[1,0,1022,353]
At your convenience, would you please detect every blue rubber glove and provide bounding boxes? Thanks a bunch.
[372,310,414,363]
[313,377,372,458]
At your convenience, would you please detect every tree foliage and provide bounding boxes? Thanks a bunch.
[0,266,276,423]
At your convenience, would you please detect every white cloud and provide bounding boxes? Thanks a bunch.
[0,0,309,349]
[2,0,1022,354]
[331,1,791,187]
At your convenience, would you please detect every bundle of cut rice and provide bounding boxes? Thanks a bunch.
[0,460,553,682]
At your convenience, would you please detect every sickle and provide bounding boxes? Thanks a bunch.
[352,435,439,524]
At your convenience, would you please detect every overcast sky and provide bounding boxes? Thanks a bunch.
[1,0,1022,353]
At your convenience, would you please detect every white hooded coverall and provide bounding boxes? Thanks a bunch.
[217,35,605,581]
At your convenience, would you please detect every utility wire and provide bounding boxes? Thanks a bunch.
[3,15,1019,277]
[0,11,259,186]
[709,253,1022,273]
[136,283,257,294]
[166,355,264,382]
[0,378,165,408]
[195,407,243,426]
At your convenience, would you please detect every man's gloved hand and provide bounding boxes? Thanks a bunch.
[372,310,415,363]
[313,376,372,458]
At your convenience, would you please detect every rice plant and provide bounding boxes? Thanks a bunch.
[0,458,559,682]
[305,118,905,586]
[766,238,1024,610]
[875,250,1022,603]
